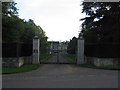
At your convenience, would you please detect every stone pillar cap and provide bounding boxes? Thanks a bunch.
[78,36,84,40]
[34,36,39,39]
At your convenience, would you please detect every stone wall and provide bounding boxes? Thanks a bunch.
[85,56,120,66]
[24,56,33,64]
[2,56,33,68]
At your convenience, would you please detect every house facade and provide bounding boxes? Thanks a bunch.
[48,41,68,54]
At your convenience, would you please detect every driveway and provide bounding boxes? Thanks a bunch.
[2,55,119,88]
[41,54,75,64]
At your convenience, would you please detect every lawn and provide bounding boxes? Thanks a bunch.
[80,64,120,70]
[62,54,76,63]
[62,54,120,70]
[2,64,39,74]
[2,54,53,74]
[40,54,53,62]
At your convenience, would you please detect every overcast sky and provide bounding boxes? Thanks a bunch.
[15,0,86,41]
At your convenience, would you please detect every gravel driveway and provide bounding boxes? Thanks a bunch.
[2,55,119,88]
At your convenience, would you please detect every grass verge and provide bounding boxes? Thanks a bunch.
[80,64,120,70]
[40,54,53,62]
[62,54,76,63]
[2,64,39,74]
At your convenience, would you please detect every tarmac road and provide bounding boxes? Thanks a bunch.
[2,55,119,88]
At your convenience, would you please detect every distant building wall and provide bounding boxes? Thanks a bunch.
[48,41,68,54]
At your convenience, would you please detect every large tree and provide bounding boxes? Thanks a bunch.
[2,15,24,43]
[2,2,23,43]
[67,37,77,54]
[2,1,49,54]
[20,19,49,54]
[80,2,120,43]
[2,2,18,16]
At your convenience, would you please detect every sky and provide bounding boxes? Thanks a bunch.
[15,0,86,41]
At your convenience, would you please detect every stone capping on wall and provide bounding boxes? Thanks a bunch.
[2,56,33,68]
[84,56,120,66]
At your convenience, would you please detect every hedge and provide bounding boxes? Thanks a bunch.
[2,43,33,57]
[84,43,120,58]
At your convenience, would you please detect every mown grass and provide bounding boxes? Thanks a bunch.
[80,64,120,70]
[2,64,39,74]
[40,54,53,62]
[62,54,120,70]
[62,54,76,63]
[2,54,53,74]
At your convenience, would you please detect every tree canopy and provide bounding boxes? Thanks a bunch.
[2,2,18,16]
[2,2,49,54]
[80,2,120,44]
[67,37,77,54]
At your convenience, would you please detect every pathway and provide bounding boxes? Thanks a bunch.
[41,54,74,64]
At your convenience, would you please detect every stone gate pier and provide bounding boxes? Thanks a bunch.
[77,37,84,64]
[33,36,40,64]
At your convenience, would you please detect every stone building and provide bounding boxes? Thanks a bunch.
[48,41,68,54]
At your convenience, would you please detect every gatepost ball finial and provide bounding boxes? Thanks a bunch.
[80,36,83,39]
[34,36,39,39]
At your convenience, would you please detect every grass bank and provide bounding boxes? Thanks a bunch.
[62,54,120,70]
[62,54,76,63]
[80,64,120,70]
[2,64,39,74]
[40,54,53,62]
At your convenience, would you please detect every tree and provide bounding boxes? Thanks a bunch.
[2,1,49,54]
[2,15,24,43]
[80,2,120,43]
[20,19,49,54]
[2,2,23,43]
[67,37,77,54]
[2,2,18,16]
[20,19,36,43]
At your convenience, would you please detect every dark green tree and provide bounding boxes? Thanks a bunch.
[2,2,23,43]
[2,2,18,16]
[20,19,49,54]
[67,37,77,54]
[2,15,24,43]
[80,2,120,43]
[2,1,49,54]
[20,19,36,43]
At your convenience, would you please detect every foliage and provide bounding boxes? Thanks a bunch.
[2,2,18,16]
[2,1,49,54]
[80,2,120,43]
[84,43,120,58]
[67,37,77,54]
[62,54,76,63]
[2,15,24,43]
[20,20,35,43]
